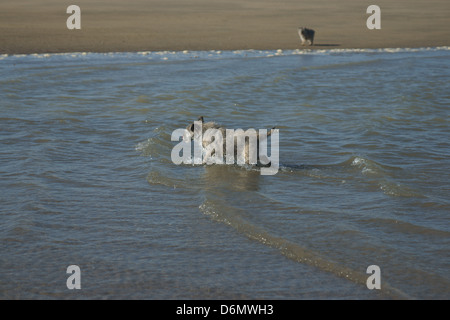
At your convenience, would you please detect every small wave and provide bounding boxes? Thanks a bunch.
[199,198,412,299]
[280,156,424,198]
[2,47,449,61]
[378,181,425,198]
[347,156,425,198]
[136,126,172,158]
[347,156,426,198]
[350,156,387,176]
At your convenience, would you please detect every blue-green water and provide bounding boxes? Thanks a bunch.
[1,48,449,299]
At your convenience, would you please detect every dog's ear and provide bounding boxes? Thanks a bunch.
[198,116,204,123]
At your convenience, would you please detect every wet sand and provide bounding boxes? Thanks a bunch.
[0,0,449,54]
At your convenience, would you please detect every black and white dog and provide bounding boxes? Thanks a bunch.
[298,27,315,46]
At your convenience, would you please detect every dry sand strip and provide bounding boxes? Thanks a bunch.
[0,0,449,54]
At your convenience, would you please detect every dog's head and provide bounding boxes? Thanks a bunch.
[184,116,204,140]
[299,27,313,35]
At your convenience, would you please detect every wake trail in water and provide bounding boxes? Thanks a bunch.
[199,198,413,299]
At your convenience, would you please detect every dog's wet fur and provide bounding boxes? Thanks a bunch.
[185,116,275,165]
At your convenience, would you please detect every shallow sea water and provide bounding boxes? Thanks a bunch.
[0,47,449,299]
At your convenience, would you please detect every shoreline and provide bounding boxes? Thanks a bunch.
[2,46,450,57]
[1,0,449,55]
[3,39,449,56]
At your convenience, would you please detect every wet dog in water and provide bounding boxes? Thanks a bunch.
[184,116,276,166]
[298,27,315,46]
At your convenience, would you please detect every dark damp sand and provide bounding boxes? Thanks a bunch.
[0,0,449,54]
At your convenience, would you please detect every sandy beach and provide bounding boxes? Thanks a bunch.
[1,0,449,54]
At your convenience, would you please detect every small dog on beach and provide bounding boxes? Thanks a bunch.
[184,116,276,166]
[298,27,315,46]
